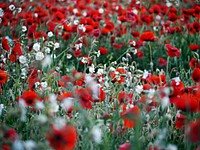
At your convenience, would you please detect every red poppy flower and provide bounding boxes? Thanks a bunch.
[137,50,144,58]
[168,13,178,22]
[4,128,18,141]
[75,88,94,109]
[119,143,131,150]
[18,91,41,106]
[165,44,180,57]
[172,93,199,112]
[117,91,132,104]
[47,125,78,150]
[175,113,187,129]
[2,37,10,51]
[192,67,200,82]
[99,47,108,55]
[12,43,23,56]
[140,31,157,42]
[158,58,167,66]
[121,106,141,128]
[0,70,8,84]
[189,44,199,51]
[97,87,106,102]
[186,118,200,143]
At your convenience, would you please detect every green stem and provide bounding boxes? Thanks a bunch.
[148,42,153,73]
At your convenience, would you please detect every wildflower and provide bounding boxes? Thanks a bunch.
[2,37,10,51]
[75,88,94,109]
[33,43,40,52]
[158,58,167,66]
[47,125,78,150]
[189,44,199,51]
[186,118,200,143]
[42,55,52,68]
[192,67,200,82]
[18,91,41,106]
[172,93,199,112]
[140,31,157,42]
[24,140,36,150]
[99,47,108,55]
[175,113,187,129]
[0,104,4,116]
[35,52,44,61]
[0,70,7,84]
[22,26,27,32]
[91,126,102,143]
[119,143,131,150]
[19,55,27,64]
[47,31,53,37]
[165,44,180,57]
[121,106,141,128]
[9,4,15,11]
[0,8,4,17]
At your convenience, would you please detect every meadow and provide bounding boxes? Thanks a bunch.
[0,0,200,149]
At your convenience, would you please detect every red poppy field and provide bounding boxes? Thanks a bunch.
[0,0,200,150]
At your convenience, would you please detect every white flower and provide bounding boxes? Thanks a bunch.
[36,114,47,124]
[0,8,4,17]
[85,75,99,99]
[166,2,172,7]
[153,26,159,31]
[78,24,86,32]
[91,126,102,143]
[12,140,24,150]
[42,55,52,68]
[35,101,45,110]
[19,55,27,64]
[173,77,181,85]
[54,42,60,49]
[18,99,26,121]
[89,64,95,73]
[67,53,72,59]
[74,20,79,25]
[109,67,115,72]
[22,26,27,32]
[73,8,78,14]
[17,8,22,13]
[34,13,38,18]
[0,104,4,116]
[142,70,149,79]
[161,96,169,109]
[53,118,66,130]
[34,82,40,88]
[156,15,161,20]
[48,94,59,114]
[135,85,143,94]
[35,52,44,61]
[98,8,104,14]
[82,11,87,16]
[41,81,48,88]
[33,43,40,52]
[74,43,82,50]
[81,57,88,64]
[132,9,138,15]
[9,4,15,11]
[61,97,73,112]
[24,140,36,150]
[166,144,177,150]
[47,31,53,37]
[148,89,155,98]
[44,47,51,53]
[130,40,136,46]
[97,69,104,75]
